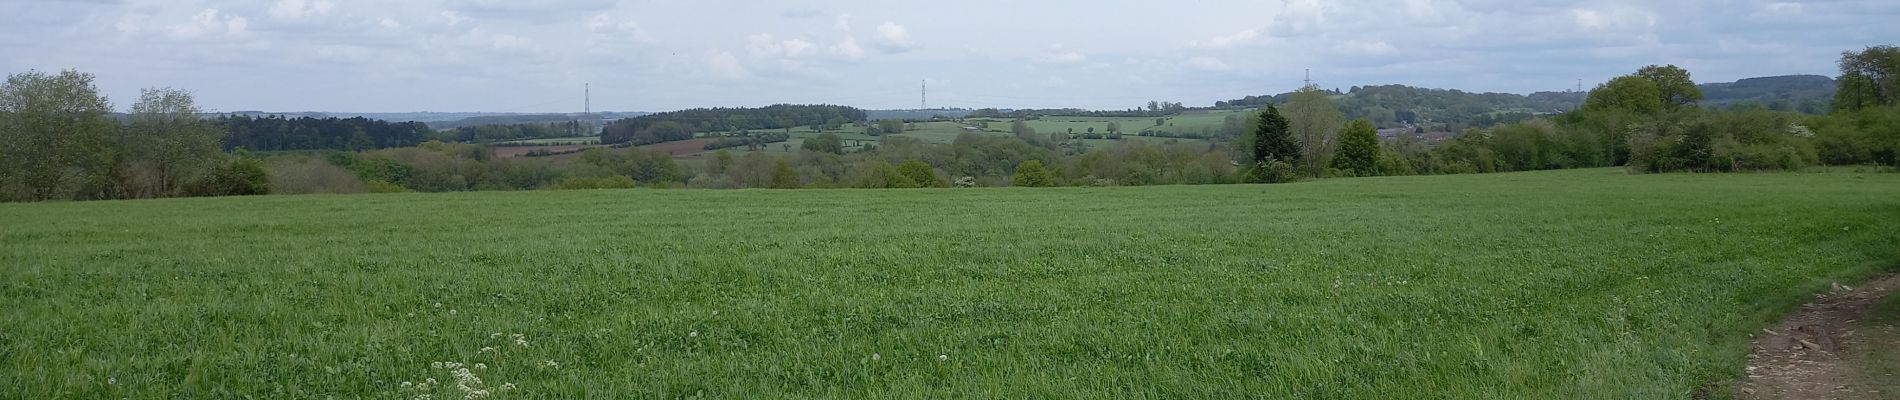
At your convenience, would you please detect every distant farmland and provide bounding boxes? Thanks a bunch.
[3,169,1896,398]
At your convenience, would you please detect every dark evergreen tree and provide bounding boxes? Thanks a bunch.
[1251,105,1297,165]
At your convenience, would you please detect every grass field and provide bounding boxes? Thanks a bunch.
[3,169,1898,398]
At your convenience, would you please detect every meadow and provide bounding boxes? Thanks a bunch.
[2,169,1897,398]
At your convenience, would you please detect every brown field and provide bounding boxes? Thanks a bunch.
[638,139,714,158]
[493,144,605,158]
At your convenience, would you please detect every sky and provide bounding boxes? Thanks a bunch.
[4,0,1896,113]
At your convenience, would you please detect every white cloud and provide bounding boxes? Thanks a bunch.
[439,11,469,27]
[706,50,750,80]
[162,9,250,40]
[379,18,403,30]
[834,14,853,31]
[1040,45,1086,63]
[491,33,530,49]
[1185,56,1232,71]
[1342,40,1398,56]
[829,36,865,59]
[269,0,335,20]
[746,34,820,59]
[1189,29,1262,48]
[1571,9,1606,29]
[873,21,913,53]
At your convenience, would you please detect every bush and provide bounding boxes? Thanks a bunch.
[1012,160,1054,187]
[268,157,369,194]
[896,160,943,187]
[1241,159,1298,184]
[549,176,638,190]
[187,156,270,197]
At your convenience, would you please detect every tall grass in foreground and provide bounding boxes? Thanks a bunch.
[1,168,1896,399]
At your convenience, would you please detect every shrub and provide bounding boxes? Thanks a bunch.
[1012,160,1054,187]
[549,176,638,190]
[896,160,943,187]
[268,157,369,194]
[1241,159,1298,184]
[187,156,270,197]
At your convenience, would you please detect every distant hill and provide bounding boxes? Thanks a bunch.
[427,112,648,130]
[867,108,974,121]
[1213,75,1841,130]
[1698,75,1836,113]
[205,111,651,130]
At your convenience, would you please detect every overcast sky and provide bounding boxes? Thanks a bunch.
[4,0,1895,113]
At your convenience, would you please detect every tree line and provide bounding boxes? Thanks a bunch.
[1,70,267,201]
[601,104,865,145]
[221,115,434,151]
[446,121,587,143]
[5,45,1894,202]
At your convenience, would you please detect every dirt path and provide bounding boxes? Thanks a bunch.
[1741,273,1900,400]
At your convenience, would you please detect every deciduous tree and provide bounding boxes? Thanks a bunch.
[1330,120,1380,176]
[0,70,116,201]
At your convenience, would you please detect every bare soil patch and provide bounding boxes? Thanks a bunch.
[1741,273,1900,400]
[637,139,713,158]
[493,144,605,158]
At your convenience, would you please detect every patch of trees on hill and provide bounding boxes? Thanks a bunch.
[447,121,586,142]
[428,112,644,130]
[1699,75,1838,113]
[601,104,865,145]
[221,115,434,152]
[1217,76,1841,131]
[968,104,1184,119]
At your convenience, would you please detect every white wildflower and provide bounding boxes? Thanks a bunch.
[688,330,699,338]
[490,332,503,339]
[479,347,495,354]
[540,360,560,369]
[431,361,444,369]
[938,354,948,361]
[107,377,116,385]
[871,353,880,361]
[434,302,442,308]
[448,309,457,315]
[401,381,413,388]
[500,383,516,391]
[474,363,486,370]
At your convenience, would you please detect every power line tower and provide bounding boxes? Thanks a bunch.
[921,79,927,110]
[584,83,593,133]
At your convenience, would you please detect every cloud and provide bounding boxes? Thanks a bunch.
[829,36,865,59]
[706,50,749,80]
[490,33,530,50]
[438,11,468,27]
[834,14,852,31]
[269,0,335,20]
[1040,45,1086,64]
[379,18,402,30]
[1189,29,1262,48]
[873,21,912,53]
[161,9,250,40]
[1185,56,1232,71]
[747,34,817,59]
[1341,40,1398,56]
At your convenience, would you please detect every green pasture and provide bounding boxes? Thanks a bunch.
[3,169,1897,398]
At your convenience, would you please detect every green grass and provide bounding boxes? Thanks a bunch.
[3,169,1898,398]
